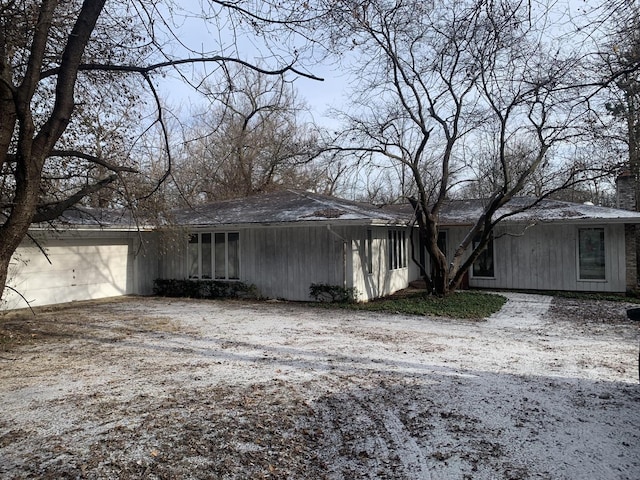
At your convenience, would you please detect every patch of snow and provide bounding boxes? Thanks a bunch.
[0,296,638,479]
[487,292,553,328]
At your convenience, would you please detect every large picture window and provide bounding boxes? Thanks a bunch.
[188,232,240,280]
[388,229,407,270]
[578,228,605,280]
[472,233,494,278]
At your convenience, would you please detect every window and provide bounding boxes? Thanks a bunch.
[188,234,200,279]
[472,233,494,278]
[388,229,407,270]
[578,228,605,280]
[227,232,240,279]
[366,229,373,274]
[201,233,212,278]
[437,230,447,259]
[188,232,240,280]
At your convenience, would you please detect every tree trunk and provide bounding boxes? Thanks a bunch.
[424,223,448,296]
[0,0,107,305]
[410,197,449,296]
[0,162,42,304]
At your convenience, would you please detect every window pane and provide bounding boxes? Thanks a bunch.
[388,230,393,270]
[201,233,212,279]
[437,231,447,259]
[579,228,605,280]
[228,233,240,279]
[393,230,398,269]
[215,233,226,279]
[473,234,494,278]
[188,234,199,279]
[366,229,373,274]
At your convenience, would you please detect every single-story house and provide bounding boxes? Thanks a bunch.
[4,189,640,310]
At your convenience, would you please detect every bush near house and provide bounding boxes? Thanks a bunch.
[309,283,358,303]
[153,279,259,299]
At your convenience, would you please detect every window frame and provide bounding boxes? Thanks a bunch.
[577,227,606,282]
[437,230,447,260]
[187,231,240,281]
[471,232,495,279]
[388,228,407,271]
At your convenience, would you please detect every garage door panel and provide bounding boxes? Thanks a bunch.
[4,238,132,309]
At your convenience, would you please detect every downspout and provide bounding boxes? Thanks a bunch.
[327,225,347,289]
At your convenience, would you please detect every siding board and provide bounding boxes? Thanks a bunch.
[157,224,415,302]
[465,223,628,293]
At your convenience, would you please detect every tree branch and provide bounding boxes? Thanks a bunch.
[4,285,35,315]
[49,149,138,173]
[32,174,119,223]
[40,57,324,82]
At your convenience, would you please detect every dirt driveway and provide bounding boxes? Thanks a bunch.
[1,293,639,479]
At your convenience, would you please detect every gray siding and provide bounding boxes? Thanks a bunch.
[158,224,418,302]
[132,232,159,295]
[159,225,345,301]
[440,223,628,293]
[243,226,344,301]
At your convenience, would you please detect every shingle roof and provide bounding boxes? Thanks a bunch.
[435,197,640,225]
[57,207,137,226]
[169,190,409,226]
[172,191,640,227]
[50,191,640,230]
[30,206,142,230]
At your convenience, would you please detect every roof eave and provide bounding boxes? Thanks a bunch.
[28,224,155,232]
[172,218,412,229]
[439,217,640,227]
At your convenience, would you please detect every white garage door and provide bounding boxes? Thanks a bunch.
[4,236,132,310]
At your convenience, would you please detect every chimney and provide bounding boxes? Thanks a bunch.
[616,171,636,211]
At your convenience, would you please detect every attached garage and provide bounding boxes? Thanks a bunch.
[3,229,157,311]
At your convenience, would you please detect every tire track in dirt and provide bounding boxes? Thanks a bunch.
[300,371,431,479]
[3,297,639,479]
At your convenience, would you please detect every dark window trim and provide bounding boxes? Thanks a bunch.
[577,227,606,281]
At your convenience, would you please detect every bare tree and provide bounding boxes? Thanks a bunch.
[171,65,324,204]
[325,0,602,295]
[600,3,640,207]
[0,0,325,301]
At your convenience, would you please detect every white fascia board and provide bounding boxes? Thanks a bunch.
[180,219,411,230]
[28,225,155,233]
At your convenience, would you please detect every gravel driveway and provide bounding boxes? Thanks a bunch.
[1,293,639,479]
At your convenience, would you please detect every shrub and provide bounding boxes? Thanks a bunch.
[153,279,259,299]
[309,283,357,303]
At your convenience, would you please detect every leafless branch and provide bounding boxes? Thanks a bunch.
[32,174,119,223]
[3,285,35,315]
[49,150,137,173]
[40,57,324,82]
